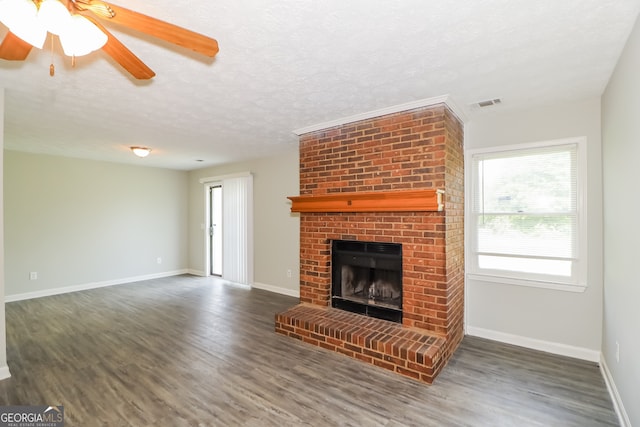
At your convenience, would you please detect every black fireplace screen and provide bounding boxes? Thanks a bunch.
[331,240,402,322]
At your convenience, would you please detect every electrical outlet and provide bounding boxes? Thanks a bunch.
[29,272,38,280]
[287,269,292,278]
[157,257,162,265]
[616,341,620,363]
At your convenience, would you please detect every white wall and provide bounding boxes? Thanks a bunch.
[4,151,189,299]
[188,148,300,296]
[602,13,640,426]
[465,98,603,360]
[0,90,9,379]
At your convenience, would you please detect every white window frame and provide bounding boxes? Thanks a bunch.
[465,137,588,292]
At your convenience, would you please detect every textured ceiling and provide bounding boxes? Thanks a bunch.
[1,0,639,170]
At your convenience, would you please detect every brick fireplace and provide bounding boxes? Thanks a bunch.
[275,102,464,383]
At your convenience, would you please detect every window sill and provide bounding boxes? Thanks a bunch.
[466,273,587,293]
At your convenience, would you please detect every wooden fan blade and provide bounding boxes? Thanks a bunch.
[97,3,219,57]
[0,32,33,61]
[84,16,156,79]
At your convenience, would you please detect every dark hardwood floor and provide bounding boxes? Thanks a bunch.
[0,275,618,426]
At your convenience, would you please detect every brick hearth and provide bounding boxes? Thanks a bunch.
[276,102,464,384]
[276,304,447,383]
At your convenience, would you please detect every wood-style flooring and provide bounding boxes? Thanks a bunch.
[0,275,618,426]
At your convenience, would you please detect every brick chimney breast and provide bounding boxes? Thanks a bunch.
[276,103,464,384]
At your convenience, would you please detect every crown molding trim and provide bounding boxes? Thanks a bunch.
[292,94,467,136]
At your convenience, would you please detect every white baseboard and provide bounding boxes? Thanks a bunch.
[5,270,189,302]
[466,326,601,362]
[0,365,11,381]
[600,355,631,427]
[467,326,631,425]
[252,281,300,298]
[187,269,207,277]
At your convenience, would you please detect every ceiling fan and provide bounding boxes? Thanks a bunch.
[0,0,219,79]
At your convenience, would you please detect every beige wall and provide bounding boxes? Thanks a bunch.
[602,12,640,426]
[0,90,8,378]
[464,98,604,358]
[4,151,189,298]
[3,146,299,297]
[188,148,300,296]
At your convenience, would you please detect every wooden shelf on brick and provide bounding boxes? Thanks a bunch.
[288,189,444,213]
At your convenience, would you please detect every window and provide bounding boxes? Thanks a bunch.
[467,138,587,291]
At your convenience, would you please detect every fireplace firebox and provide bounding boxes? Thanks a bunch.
[331,240,402,323]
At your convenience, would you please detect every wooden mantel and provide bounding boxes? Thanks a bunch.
[288,189,444,213]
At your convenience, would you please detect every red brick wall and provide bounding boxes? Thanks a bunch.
[442,108,465,354]
[297,103,464,339]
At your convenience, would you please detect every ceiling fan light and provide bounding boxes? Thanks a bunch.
[60,15,107,57]
[8,19,47,49]
[11,21,47,48]
[0,0,47,48]
[131,147,151,158]
[37,0,71,36]
[0,0,36,25]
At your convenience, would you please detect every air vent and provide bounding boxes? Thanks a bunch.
[476,98,502,108]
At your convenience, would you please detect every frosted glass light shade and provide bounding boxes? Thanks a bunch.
[59,15,107,56]
[0,0,37,26]
[0,0,109,58]
[0,0,47,48]
[131,147,151,158]
[37,0,71,35]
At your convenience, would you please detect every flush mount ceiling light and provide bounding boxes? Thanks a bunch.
[0,0,218,79]
[130,146,151,158]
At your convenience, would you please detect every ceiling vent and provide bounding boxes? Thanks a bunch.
[476,98,502,108]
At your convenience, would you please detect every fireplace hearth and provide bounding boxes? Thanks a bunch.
[331,240,402,322]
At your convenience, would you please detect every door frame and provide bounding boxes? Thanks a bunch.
[204,181,222,277]
[208,184,223,276]
[200,172,252,278]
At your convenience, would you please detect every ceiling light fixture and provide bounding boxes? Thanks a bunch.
[130,146,151,158]
[0,0,47,48]
[0,0,108,64]
[38,0,71,35]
